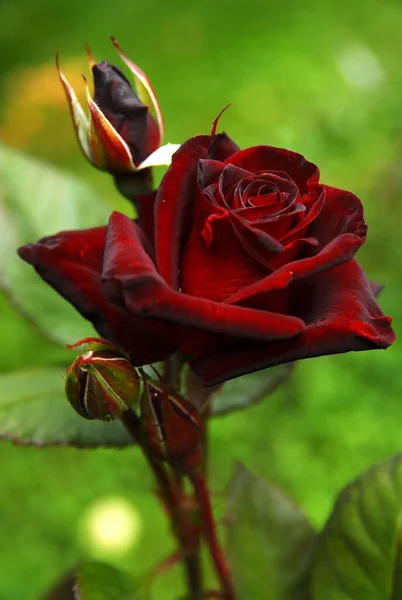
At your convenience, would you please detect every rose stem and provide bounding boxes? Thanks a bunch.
[121,409,204,599]
[190,470,235,600]
[121,409,178,508]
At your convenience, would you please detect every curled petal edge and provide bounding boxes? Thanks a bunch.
[191,260,396,385]
[110,35,165,142]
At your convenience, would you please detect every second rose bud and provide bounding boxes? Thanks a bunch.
[57,36,179,174]
[65,339,203,474]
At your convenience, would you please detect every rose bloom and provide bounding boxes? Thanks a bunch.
[18,133,395,385]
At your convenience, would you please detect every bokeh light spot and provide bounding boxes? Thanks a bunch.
[81,496,142,556]
[335,44,385,91]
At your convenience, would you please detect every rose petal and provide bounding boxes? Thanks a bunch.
[102,212,305,342]
[272,236,319,269]
[279,186,325,244]
[110,36,165,142]
[209,132,240,161]
[225,184,367,305]
[154,135,211,288]
[229,211,284,269]
[84,77,136,172]
[133,191,157,246]
[191,259,395,385]
[225,230,365,305]
[251,207,306,242]
[218,164,253,202]
[235,200,302,222]
[308,184,367,249]
[154,134,240,289]
[197,159,225,189]
[17,226,175,363]
[224,146,319,192]
[180,196,270,301]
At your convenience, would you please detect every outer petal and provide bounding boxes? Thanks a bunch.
[308,184,367,249]
[154,134,240,289]
[84,78,136,172]
[191,259,396,385]
[209,133,241,161]
[154,135,212,289]
[225,231,365,306]
[17,227,175,363]
[56,54,92,163]
[102,212,305,343]
[198,159,226,189]
[110,36,165,141]
[224,146,319,193]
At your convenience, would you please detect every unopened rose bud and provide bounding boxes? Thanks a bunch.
[92,59,160,166]
[57,36,179,174]
[65,337,140,421]
[141,377,203,473]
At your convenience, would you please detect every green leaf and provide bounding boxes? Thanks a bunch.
[212,363,293,416]
[312,453,402,600]
[225,463,315,600]
[0,368,131,447]
[74,562,136,600]
[0,143,111,346]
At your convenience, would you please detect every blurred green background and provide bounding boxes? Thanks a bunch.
[0,0,401,597]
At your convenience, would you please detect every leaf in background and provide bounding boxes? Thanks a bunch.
[74,562,137,600]
[211,363,293,416]
[0,368,132,447]
[0,143,111,346]
[225,463,315,600]
[312,453,402,600]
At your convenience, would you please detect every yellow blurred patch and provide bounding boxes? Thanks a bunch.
[0,57,87,151]
[81,495,143,557]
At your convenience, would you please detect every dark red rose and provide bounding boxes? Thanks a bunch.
[18,133,395,385]
[17,134,239,366]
